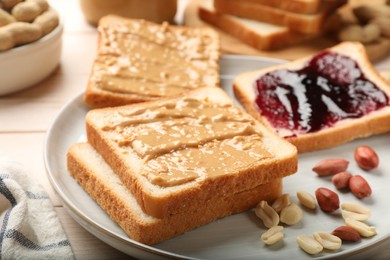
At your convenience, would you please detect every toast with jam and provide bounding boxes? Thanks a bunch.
[233,42,390,152]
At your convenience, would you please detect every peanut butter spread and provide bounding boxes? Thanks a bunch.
[103,97,274,187]
[92,19,220,97]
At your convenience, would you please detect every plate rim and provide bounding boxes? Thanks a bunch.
[43,54,390,259]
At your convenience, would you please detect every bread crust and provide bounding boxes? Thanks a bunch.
[86,87,297,218]
[198,2,311,51]
[233,41,390,152]
[213,0,346,34]
[67,143,282,245]
[242,0,321,14]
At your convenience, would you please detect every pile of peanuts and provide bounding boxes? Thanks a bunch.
[0,0,59,51]
[337,1,390,59]
[256,145,380,256]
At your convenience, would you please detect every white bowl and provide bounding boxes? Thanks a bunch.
[0,23,63,96]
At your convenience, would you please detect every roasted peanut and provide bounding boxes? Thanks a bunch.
[345,218,377,237]
[33,9,59,36]
[312,158,349,176]
[349,175,372,199]
[296,235,323,255]
[315,188,340,212]
[280,203,303,225]
[4,22,42,46]
[372,17,390,37]
[297,190,316,209]
[1,0,23,10]
[353,5,390,24]
[338,24,381,44]
[313,232,342,251]
[332,226,361,242]
[354,146,379,171]
[260,226,284,245]
[0,28,13,51]
[332,172,352,190]
[0,8,16,27]
[271,193,290,213]
[341,202,371,221]
[255,201,279,229]
[12,0,48,22]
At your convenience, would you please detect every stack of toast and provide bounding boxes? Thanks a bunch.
[68,15,298,245]
[198,0,347,50]
[68,86,298,244]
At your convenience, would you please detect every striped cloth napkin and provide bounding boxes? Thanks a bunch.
[0,156,74,259]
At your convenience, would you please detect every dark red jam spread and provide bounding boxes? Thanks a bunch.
[254,51,390,137]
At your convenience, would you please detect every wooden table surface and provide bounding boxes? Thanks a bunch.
[0,0,389,259]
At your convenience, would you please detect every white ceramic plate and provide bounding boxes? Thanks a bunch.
[44,55,390,260]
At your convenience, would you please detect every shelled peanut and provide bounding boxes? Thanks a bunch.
[0,0,59,51]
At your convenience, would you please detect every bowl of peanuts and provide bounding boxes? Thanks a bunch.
[0,0,62,96]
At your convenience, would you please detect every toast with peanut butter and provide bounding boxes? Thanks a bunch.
[86,87,297,218]
[67,142,282,245]
[234,42,390,152]
[84,15,221,108]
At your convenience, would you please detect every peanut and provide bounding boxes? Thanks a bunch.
[313,232,342,251]
[260,226,284,245]
[280,203,303,225]
[353,5,390,24]
[2,22,42,46]
[341,202,371,221]
[338,24,381,44]
[332,172,352,190]
[296,235,323,255]
[354,145,379,171]
[312,158,349,176]
[332,226,361,242]
[0,8,16,27]
[315,188,340,212]
[296,190,316,209]
[33,9,59,36]
[345,218,377,237]
[349,175,372,199]
[1,0,23,10]
[255,201,279,229]
[271,193,290,213]
[372,17,390,37]
[0,28,13,51]
[12,0,48,23]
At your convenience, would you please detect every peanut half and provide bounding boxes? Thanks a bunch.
[271,193,291,213]
[296,190,316,209]
[255,201,279,229]
[296,235,323,255]
[313,232,342,251]
[280,203,303,225]
[260,226,284,245]
[341,202,372,221]
[345,218,377,237]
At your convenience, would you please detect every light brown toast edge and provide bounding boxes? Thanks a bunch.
[233,41,390,152]
[85,87,298,218]
[67,142,282,245]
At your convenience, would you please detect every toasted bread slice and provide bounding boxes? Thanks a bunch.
[67,142,282,245]
[234,42,390,152]
[214,0,346,34]
[86,87,297,218]
[240,0,322,14]
[198,0,312,50]
[84,15,221,108]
